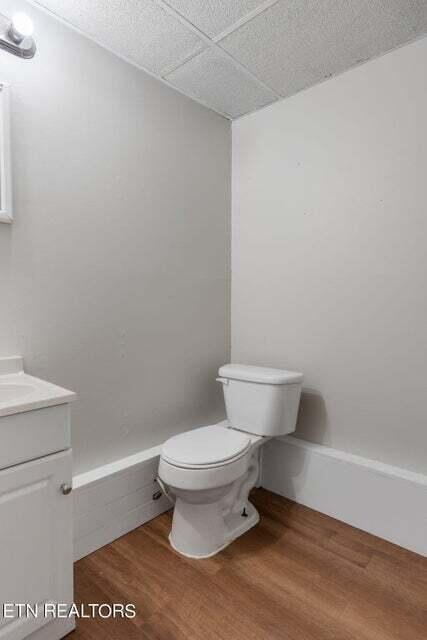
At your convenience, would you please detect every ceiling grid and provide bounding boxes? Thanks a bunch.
[31,0,427,119]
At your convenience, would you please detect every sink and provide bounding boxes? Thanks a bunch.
[0,356,75,419]
[0,356,76,470]
[0,383,36,403]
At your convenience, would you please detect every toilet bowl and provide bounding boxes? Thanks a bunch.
[158,364,303,559]
[159,424,264,558]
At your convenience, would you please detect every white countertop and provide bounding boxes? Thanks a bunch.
[0,356,75,418]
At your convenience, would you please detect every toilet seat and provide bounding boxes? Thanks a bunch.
[161,425,251,469]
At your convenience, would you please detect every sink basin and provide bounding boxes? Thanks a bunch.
[0,383,36,403]
[0,356,75,421]
[0,356,75,470]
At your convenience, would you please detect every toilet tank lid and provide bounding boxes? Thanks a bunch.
[218,364,303,385]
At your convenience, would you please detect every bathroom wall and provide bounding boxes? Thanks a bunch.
[232,36,427,474]
[0,0,230,474]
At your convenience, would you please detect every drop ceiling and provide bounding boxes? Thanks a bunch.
[33,0,427,119]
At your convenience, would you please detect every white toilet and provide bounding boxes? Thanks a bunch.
[158,364,303,559]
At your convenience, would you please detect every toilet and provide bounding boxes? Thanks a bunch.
[158,364,303,559]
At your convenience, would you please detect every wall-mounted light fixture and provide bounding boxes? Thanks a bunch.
[0,11,36,59]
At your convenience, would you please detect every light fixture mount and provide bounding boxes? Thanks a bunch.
[0,11,36,59]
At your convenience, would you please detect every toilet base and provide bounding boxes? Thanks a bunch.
[169,499,260,559]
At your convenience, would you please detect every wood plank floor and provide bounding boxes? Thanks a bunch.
[73,488,427,640]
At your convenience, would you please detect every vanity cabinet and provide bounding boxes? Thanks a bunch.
[0,357,76,640]
[0,450,74,640]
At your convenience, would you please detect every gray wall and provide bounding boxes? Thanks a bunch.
[0,0,230,474]
[232,37,427,474]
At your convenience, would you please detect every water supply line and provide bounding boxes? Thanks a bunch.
[155,475,175,504]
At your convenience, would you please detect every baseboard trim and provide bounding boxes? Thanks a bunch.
[73,436,427,559]
[261,435,427,556]
[73,446,170,561]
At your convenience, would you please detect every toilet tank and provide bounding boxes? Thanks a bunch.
[217,364,303,437]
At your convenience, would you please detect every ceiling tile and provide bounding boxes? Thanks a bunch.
[219,0,427,97]
[165,48,277,118]
[35,0,205,76]
[32,0,427,118]
[164,0,270,38]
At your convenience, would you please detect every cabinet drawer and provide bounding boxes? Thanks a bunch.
[0,405,70,471]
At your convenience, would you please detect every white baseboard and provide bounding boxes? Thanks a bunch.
[261,435,427,557]
[73,436,427,560]
[73,446,171,561]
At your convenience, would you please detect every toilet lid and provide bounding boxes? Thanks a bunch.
[161,425,251,468]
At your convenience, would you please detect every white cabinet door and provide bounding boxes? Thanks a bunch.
[0,450,73,640]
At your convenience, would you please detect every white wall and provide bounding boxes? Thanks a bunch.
[232,37,427,474]
[0,0,230,474]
